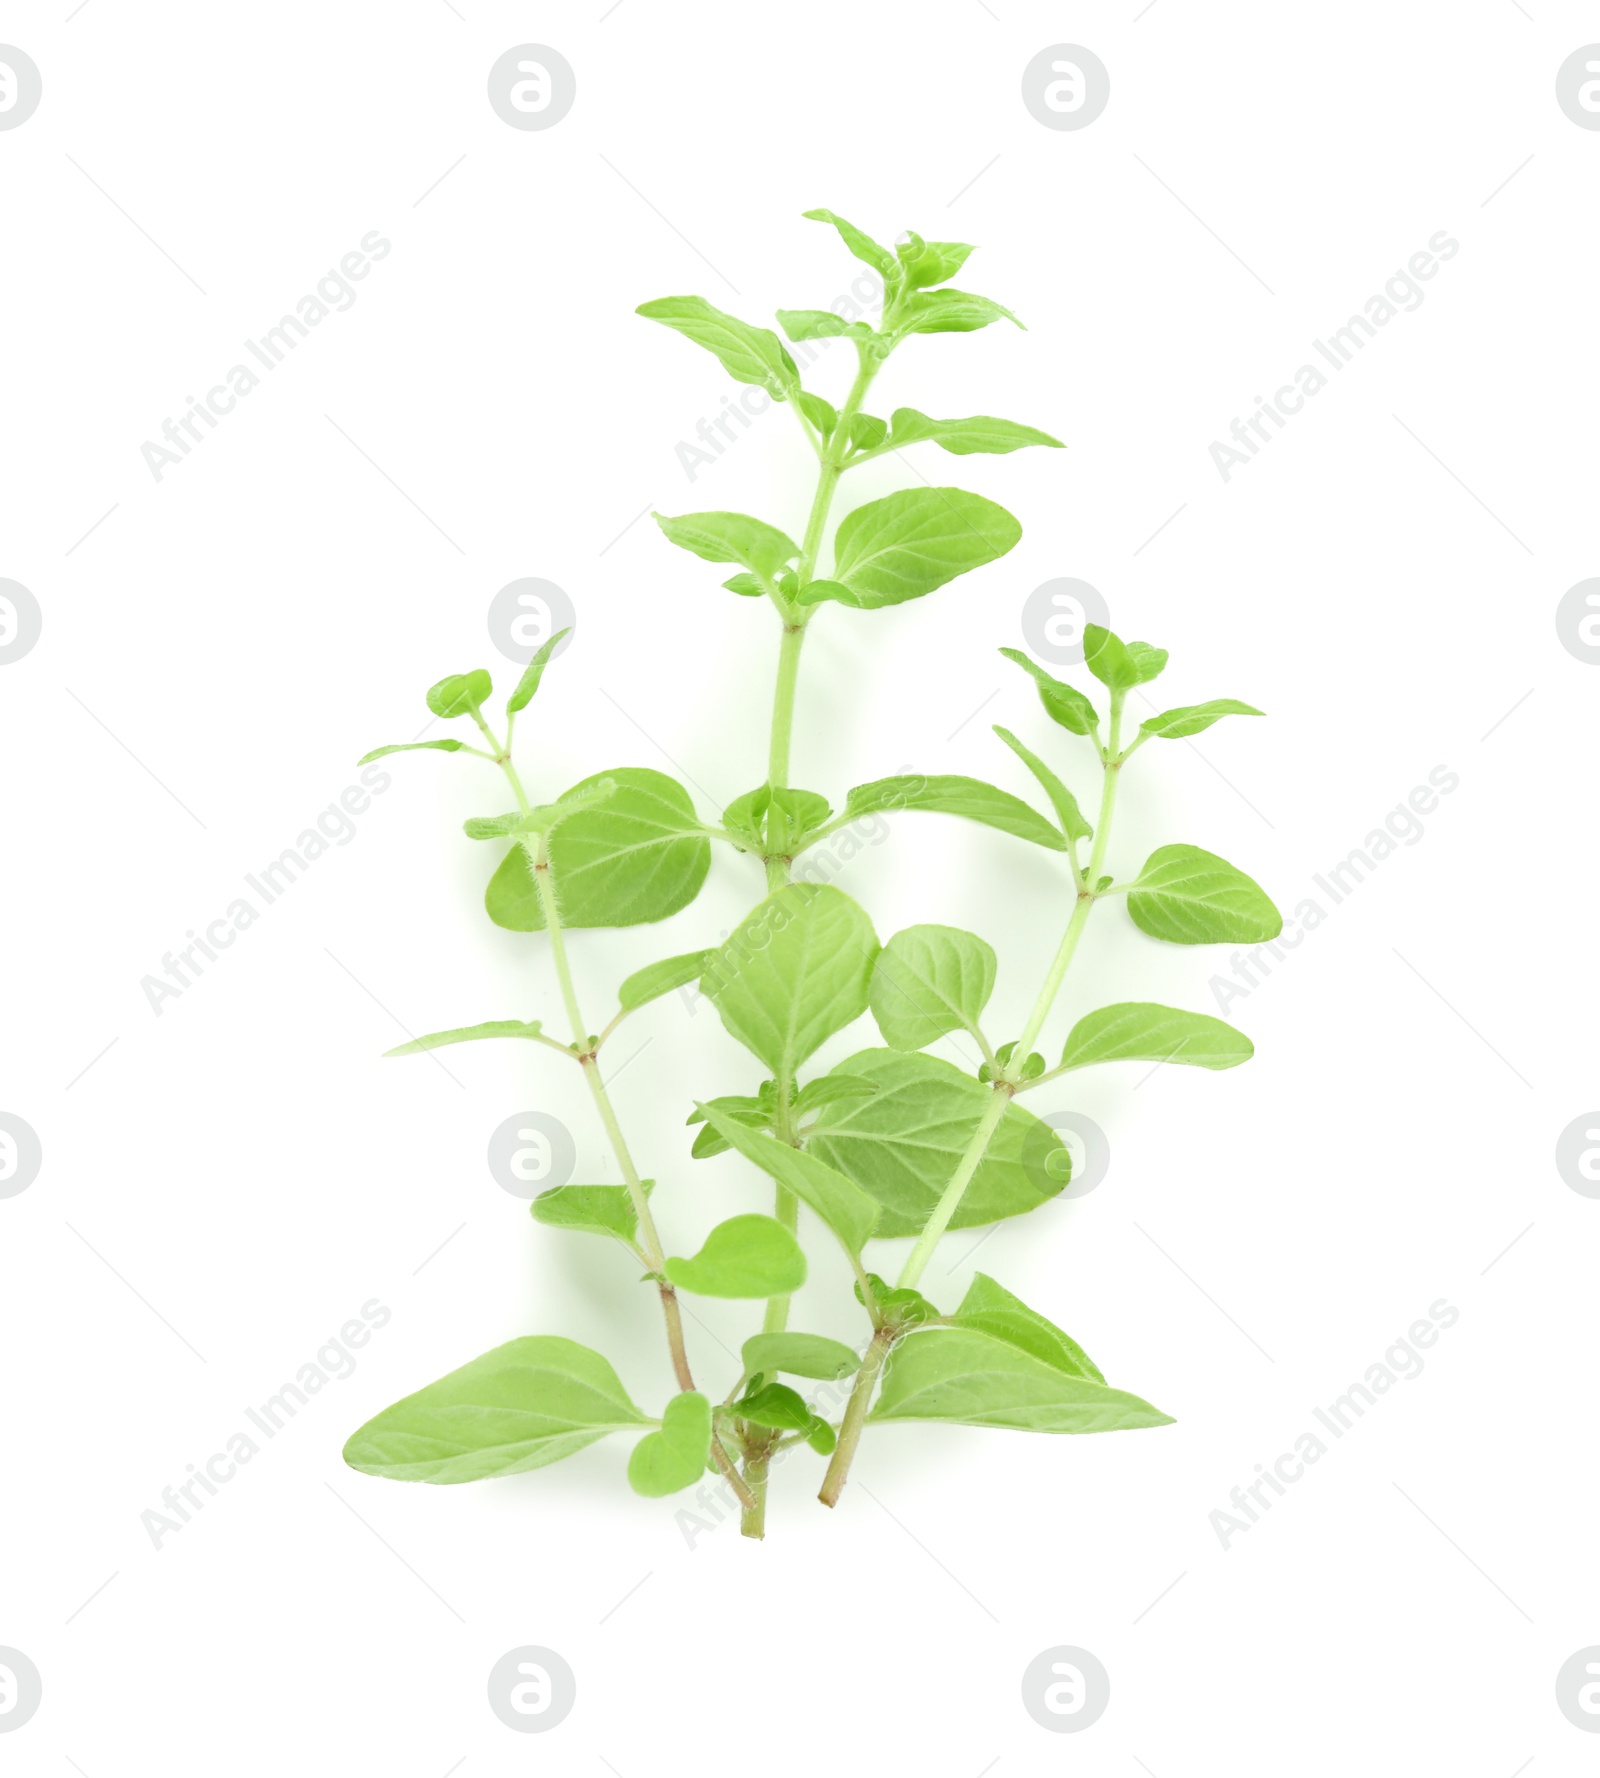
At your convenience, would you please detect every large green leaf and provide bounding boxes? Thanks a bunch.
[805,1049,1067,1237]
[999,648,1099,736]
[801,488,1021,610]
[636,295,799,398]
[654,511,799,581]
[342,1336,648,1484]
[1059,1003,1254,1071]
[1126,845,1282,945]
[1139,699,1263,740]
[741,1332,861,1381]
[845,774,1067,851]
[383,1020,544,1057]
[627,1391,712,1498]
[693,1102,879,1255]
[990,727,1091,843]
[485,768,710,931]
[869,1328,1171,1433]
[897,289,1020,335]
[530,1182,644,1244]
[869,925,996,1052]
[887,407,1062,455]
[951,1274,1103,1381]
[700,884,878,1077]
[664,1214,808,1298]
[801,207,898,278]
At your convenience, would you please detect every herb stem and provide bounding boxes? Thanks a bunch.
[817,1325,894,1507]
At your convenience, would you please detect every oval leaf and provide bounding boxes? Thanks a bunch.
[1126,845,1282,945]
[426,670,492,717]
[741,1332,862,1381]
[486,768,710,931]
[808,488,1021,610]
[342,1336,647,1484]
[1139,699,1263,740]
[870,925,997,1052]
[627,1391,712,1498]
[869,1328,1172,1433]
[1059,1003,1254,1071]
[664,1214,808,1299]
[845,774,1066,851]
[805,1049,1066,1237]
[530,1182,644,1244]
[693,1102,880,1256]
[700,884,878,1076]
[636,295,798,398]
[618,950,715,1011]
[654,511,799,580]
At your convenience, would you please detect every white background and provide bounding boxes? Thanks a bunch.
[3,4,1597,1772]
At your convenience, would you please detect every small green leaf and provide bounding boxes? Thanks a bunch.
[792,1074,877,1116]
[1081,626,1140,692]
[844,774,1067,851]
[895,234,975,289]
[1139,699,1264,740]
[693,1103,880,1256]
[803,488,1021,610]
[426,670,493,718]
[991,727,1092,842]
[505,628,571,716]
[636,295,799,398]
[486,768,710,931]
[341,1336,648,1484]
[998,649,1100,735]
[734,1381,814,1432]
[358,739,467,765]
[870,925,997,1052]
[384,1020,544,1057]
[807,1050,1067,1236]
[463,812,527,840]
[1060,1003,1254,1071]
[869,1328,1172,1434]
[700,883,879,1077]
[1126,844,1283,945]
[801,208,898,278]
[722,573,765,597]
[618,951,716,1012]
[896,289,1021,335]
[776,308,874,343]
[741,1332,861,1381]
[664,1214,808,1298]
[951,1273,1103,1381]
[798,392,838,438]
[655,511,799,581]
[531,1182,644,1244]
[855,1271,941,1328]
[627,1391,713,1497]
[887,407,1062,455]
[1124,640,1169,683]
[847,412,889,453]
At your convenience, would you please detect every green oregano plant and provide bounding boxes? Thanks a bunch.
[342,210,1283,1538]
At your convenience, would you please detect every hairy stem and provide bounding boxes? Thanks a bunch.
[496,737,754,1510]
[820,694,1130,1502]
[818,1326,893,1507]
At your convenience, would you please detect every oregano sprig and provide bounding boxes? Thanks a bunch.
[342,212,1281,1541]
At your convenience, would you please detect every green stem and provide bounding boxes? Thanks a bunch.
[823,694,1130,1501]
[741,1450,770,1539]
[818,1326,893,1507]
